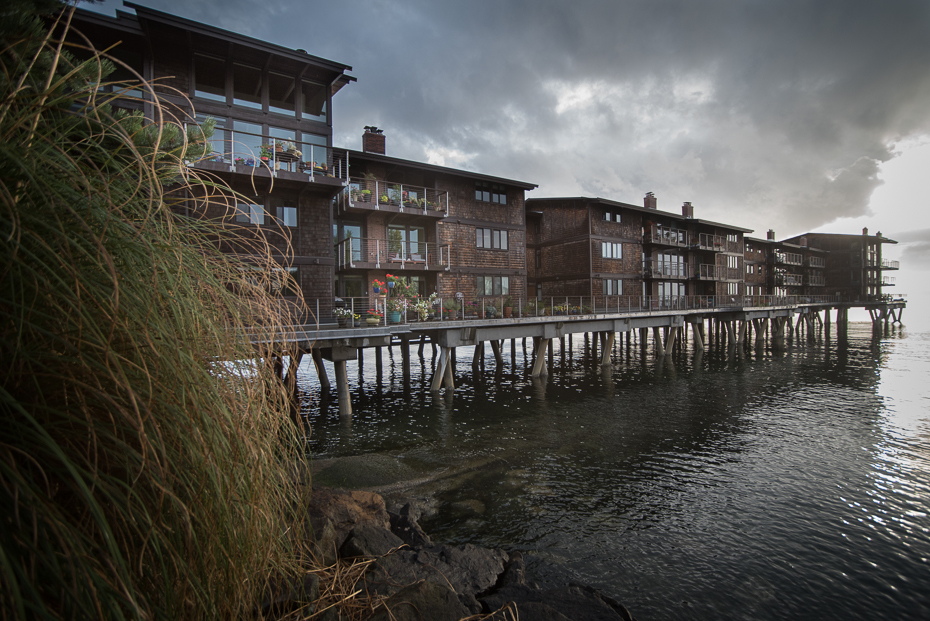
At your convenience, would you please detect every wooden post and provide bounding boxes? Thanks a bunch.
[335,360,351,416]
[311,348,330,392]
[653,326,665,356]
[531,338,550,377]
[738,320,747,345]
[472,341,484,368]
[375,346,383,377]
[601,332,615,365]
[665,327,678,353]
[692,322,704,350]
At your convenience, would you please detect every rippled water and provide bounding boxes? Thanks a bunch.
[298,323,930,620]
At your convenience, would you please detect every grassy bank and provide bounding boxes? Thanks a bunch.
[1,5,311,618]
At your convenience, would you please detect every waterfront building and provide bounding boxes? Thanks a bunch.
[332,129,536,308]
[526,194,752,306]
[782,230,899,302]
[744,231,828,299]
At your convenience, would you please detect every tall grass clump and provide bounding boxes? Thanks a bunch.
[1,5,310,619]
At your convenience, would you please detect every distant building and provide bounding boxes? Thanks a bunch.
[782,230,899,302]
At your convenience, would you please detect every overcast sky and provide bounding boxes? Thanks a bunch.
[86,1,930,285]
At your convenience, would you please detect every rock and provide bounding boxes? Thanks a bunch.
[389,503,433,547]
[484,601,571,621]
[415,543,508,596]
[481,583,636,621]
[367,580,471,621]
[307,486,390,564]
[499,550,526,587]
[340,520,406,558]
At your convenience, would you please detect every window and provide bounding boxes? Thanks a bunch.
[603,211,621,222]
[604,212,611,222]
[745,241,754,253]
[301,80,327,120]
[194,54,225,102]
[727,282,739,295]
[727,234,739,243]
[727,255,740,269]
[196,114,226,161]
[276,205,297,227]
[235,202,264,225]
[268,71,296,115]
[388,224,425,259]
[746,264,755,275]
[477,276,510,296]
[476,228,508,250]
[233,63,263,109]
[601,242,622,259]
[272,267,299,297]
[475,181,507,204]
[603,279,623,295]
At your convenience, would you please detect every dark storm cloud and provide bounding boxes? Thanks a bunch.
[98,0,930,234]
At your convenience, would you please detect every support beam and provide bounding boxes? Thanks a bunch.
[692,322,705,350]
[312,348,330,391]
[531,338,550,377]
[601,332,615,366]
[653,326,665,356]
[334,360,351,416]
[490,339,503,366]
[665,326,678,352]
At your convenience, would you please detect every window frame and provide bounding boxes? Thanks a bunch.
[476,275,510,296]
[475,181,507,204]
[601,241,623,259]
[476,228,508,250]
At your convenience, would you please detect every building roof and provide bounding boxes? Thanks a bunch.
[75,3,356,91]
[526,196,754,233]
[786,232,898,244]
[342,149,538,190]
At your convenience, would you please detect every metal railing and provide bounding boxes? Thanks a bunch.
[313,293,842,326]
[877,259,900,269]
[335,238,451,270]
[882,276,896,286]
[775,251,803,266]
[697,264,723,280]
[643,261,689,279]
[775,273,804,286]
[645,225,689,248]
[336,177,450,216]
[695,232,726,251]
[189,128,347,181]
[805,257,826,268]
[806,275,826,286]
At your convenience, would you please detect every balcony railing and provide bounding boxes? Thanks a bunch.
[775,273,804,286]
[335,178,449,216]
[806,275,826,287]
[775,252,803,266]
[188,128,347,181]
[876,259,900,270]
[335,237,451,270]
[805,257,826,268]
[643,261,689,279]
[696,264,723,280]
[694,232,726,251]
[882,276,896,286]
[644,225,689,248]
[307,293,843,326]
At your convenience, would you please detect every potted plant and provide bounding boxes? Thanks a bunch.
[333,306,354,327]
[366,309,383,326]
[371,278,385,295]
[486,304,497,319]
[502,296,513,318]
[361,189,372,202]
[380,194,390,205]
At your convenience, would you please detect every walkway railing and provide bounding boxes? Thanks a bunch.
[334,238,451,269]
[335,177,450,216]
[317,293,842,327]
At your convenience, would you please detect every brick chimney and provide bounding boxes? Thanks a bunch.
[682,201,694,218]
[362,126,385,154]
[767,229,775,241]
[862,227,868,236]
[799,236,808,247]
[644,192,657,210]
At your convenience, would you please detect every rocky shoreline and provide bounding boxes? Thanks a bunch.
[280,486,636,620]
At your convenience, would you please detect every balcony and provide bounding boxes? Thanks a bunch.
[882,276,896,286]
[335,178,449,217]
[806,275,826,287]
[643,261,689,279]
[805,256,826,268]
[775,273,804,286]
[774,251,803,266]
[878,259,900,270]
[696,264,723,280]
[335,238,451,271]
[644,225,689,248]
[189,130,347,182]
[693,232,726,252]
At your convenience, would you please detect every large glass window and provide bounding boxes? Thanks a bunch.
[388,225,425,260]
[333,223,362,263]
[194,54,225,102]
[475,181,506,204]
[196,114,227,162]
[477,276,510,296]
[233,63,262,109]
[476,228,508,249]
[301,80,327,120]
[232,121,263,161]
[601,242,622,259]
[603,279,623,295]
[272,267,300,297]
[301,133,328,167]
[268,72,296,115]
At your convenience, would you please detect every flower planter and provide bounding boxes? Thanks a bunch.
[366,318,380,326]
[337,317,348,328]
[503,307,513,318]
[373,287,381,294]
[387,311,401,323]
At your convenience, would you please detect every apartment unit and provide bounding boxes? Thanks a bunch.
[782,229,898,302]
[743,232,827,298]
[332,129,536,303]
[526,194,752,305]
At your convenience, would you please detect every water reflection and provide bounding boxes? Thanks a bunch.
[297,323,929,620]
